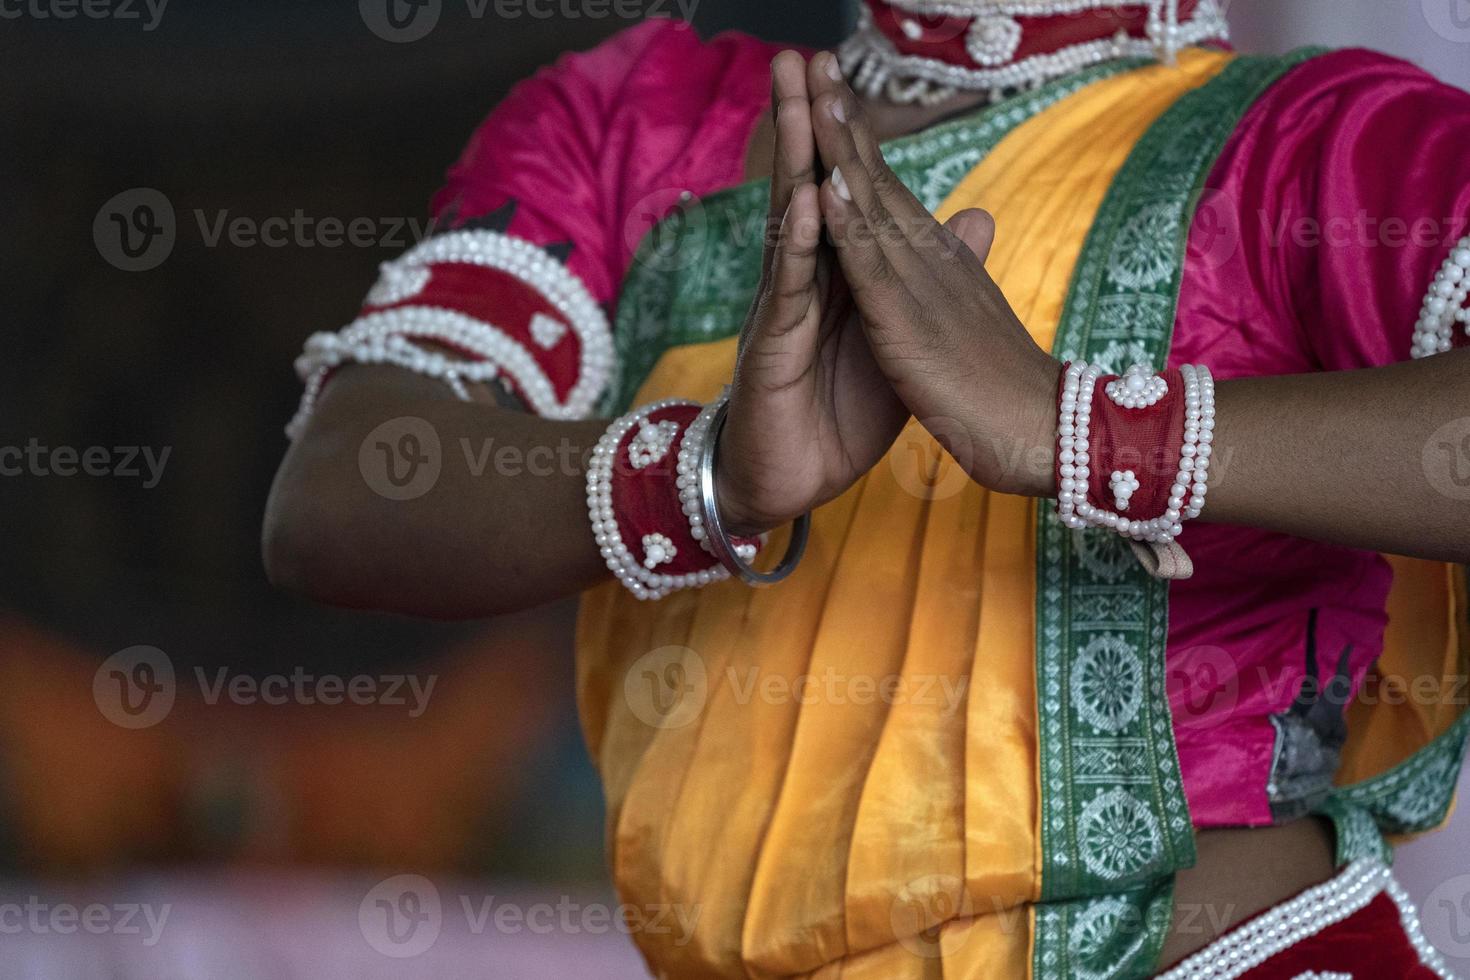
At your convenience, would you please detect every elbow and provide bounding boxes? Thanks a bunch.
[261,495,324,600]
[261,463,356,605]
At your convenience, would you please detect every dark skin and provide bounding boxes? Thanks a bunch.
[264,48,1470,964]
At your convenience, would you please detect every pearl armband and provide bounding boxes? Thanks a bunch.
[587,398,762,601]
[1057,361,1215,548]
[287,226,613,440]
[1410,233,1470,359]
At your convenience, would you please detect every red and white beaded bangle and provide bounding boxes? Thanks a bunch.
[587,398,760,601]
[286,226,613,440]
[1057,360,1215,545]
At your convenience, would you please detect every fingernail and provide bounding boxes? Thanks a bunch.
[824,55,843,82]
[829,97,847,124]
[831,167,852,202]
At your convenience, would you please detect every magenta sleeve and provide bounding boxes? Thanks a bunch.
[1176,49,1470,377]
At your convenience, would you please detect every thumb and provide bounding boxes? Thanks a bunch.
[944,208,996,265]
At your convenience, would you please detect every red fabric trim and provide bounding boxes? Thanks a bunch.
[364,262,582,404]
[1085,368,1186,521]
[1155,891,1441,978]
[609,405,760,578]
[864,0,1203,68]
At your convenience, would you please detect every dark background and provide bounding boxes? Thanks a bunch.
[0,1,847,877]
[2,1,849,672]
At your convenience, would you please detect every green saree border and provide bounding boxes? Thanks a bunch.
[602,57,1149,415]
[1032,49,1328,980]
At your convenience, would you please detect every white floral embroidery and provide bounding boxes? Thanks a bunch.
[1068,897,1152,980]
[1107,201,1178,291]
[364,261,432,307]
[1071,635,1143,734]
[529,312,569,350]
[1077,787,1162,880]
[641,533,677,570]
[627,420,680,470]
[966,14,1022,67]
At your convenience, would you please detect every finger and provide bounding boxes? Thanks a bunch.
[740,184,823,386]
[819,170,910,323]
[945,208,997,265]
[807,51,882,175]
[812,91,940,293]
[764,52,816,280]
[808,54,931,229]
[763,183,823,341]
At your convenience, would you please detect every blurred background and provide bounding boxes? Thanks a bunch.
[1,1,1468,977]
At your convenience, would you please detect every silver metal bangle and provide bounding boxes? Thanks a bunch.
[697,397,811,587]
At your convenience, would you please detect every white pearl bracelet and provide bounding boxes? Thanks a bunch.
[1411,233,1470,359]
[1057,361,1215,545]
[587,400,734,601]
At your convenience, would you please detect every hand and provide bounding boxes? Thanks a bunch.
[804,51,1062,498]
[717,52,911,536]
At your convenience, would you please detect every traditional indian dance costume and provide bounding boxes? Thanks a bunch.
[288,2,1470,975]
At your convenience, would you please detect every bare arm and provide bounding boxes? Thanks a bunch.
[263,366,609,619]
[1200,351,1470,562]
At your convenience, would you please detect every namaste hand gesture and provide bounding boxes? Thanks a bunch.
[717,52,912,536]
[719,51,1062,533]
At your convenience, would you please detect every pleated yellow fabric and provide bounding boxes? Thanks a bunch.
[576,51,1235,979]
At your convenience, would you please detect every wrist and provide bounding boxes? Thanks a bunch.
[714,455,779,538]
[1018,357,1064,498]
[970,355,1061,497]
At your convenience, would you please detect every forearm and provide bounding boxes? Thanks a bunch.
[1200,350,1470,562]
[263,366,609,619]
